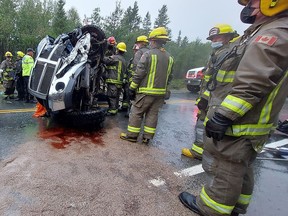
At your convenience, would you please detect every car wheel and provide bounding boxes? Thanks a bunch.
[187,85,199,92]
[58,108,106,129]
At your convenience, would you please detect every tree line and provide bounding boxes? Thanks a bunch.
[0,0,212,78]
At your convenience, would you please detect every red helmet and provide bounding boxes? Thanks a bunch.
[107,36,116,45]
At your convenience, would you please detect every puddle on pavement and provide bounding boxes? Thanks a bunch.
[36,118,105,149]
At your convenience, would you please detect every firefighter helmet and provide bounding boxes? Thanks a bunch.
[16,51,25,58]
[116,42,127,52]
[207,24,239,40]
[107,36,116,45]
[238,0,288,16]
[5,51,13,57]
[148,27,170,41]
[136,35,148,43]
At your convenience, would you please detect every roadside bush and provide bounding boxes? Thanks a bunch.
[169,79,185,90]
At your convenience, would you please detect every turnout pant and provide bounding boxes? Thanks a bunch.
[107,83,121,113]
[190,110,206,157]
[196,134,265,216]
[127,94,165,139]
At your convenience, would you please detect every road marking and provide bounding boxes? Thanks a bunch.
[0,108,36,114]
[148,177,166,187]
[174,164,204,177]
[265,138,288,148]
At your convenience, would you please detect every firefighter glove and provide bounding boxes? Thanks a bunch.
[205,112,232,141]
[197,97,208,110]
[129,88,136,101]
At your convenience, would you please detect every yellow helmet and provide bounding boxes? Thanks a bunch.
[16,51,25,58]
[230,35,241,43]
[148,27,170,41]
[116,42,127,52]
[207,24,239,40]
[5,51,13,57]
[136,35,148,43]
[238,0,288,16]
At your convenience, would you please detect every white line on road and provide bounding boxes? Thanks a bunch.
[174,164,204,177]
[265,138,288,148]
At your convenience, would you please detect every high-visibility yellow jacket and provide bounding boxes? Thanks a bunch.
[22,54,34,77]
[130,47,174,96]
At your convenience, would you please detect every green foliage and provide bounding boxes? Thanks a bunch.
[0,0,212,75]
[169,79,186,90]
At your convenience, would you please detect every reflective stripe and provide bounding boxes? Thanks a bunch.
[117,61,122,82]
[191,143,203,155]
[166,56,174,84]
[204,75,211,82]
[138,87,166,95]
[216,70,235,83]
[107,66,117,70]
[144,126,156,134]
[259,71,288,124]
[221,95,253,117]
[128,125,141,133]
[226,123,273,136]
[200,187,234,215]
[147,55,157,88]
[106,79,122,85]
[108,109,118,114]
[130,81,138,89]
[204,90,210,97]
[237,194,252,205]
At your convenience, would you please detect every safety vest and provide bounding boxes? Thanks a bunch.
[22,54,34,77]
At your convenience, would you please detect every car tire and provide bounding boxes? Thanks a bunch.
[187,85,199,92]
[58,108,106,129]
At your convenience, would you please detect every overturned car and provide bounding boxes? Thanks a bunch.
[29,25,108,128]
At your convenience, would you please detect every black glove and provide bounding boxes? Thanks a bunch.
[197,97,208,110]
[205,112,232,141]
[129,88,136,101]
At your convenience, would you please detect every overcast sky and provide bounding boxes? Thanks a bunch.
[64,0,249,42]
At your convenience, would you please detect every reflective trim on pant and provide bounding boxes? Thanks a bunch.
[237,193,252,205]
[191,143,203,155]
[127,125,141,134]
[144,126,156,135]
[200,187,234,215]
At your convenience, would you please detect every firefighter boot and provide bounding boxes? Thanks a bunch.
[120,133,137,142]
[142,138,150,144]
[181,148,202,160]
[178,192,203,215]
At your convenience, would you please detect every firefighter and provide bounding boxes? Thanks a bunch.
[14,51,25,101]
[181,24,239,160]
[120,27,174,144]
[103,42,127,115]
[105,36,117,56]
[0,51,15,100]
[179,0,288,216]
[122,36,150,114]
[122,43,140,115]
[22,48,35,103]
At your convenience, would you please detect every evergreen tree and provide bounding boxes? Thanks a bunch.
[142,12,151,35]
[176,31,182,46]
[154,5,170,28]
[103,1,123,38]
[181,36,189,48]
[90,7,103,28]
[0,0,18,56]
[67,7,81,29]
[52,0,68,36]
[121,1,141,34]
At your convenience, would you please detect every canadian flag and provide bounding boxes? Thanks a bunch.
[254,35,278,46]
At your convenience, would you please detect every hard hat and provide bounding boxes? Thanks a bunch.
[116,42,127,52]
[5,51,13,57]
[107,36,116,45]
[136,35,148,43]
[148,27,170,41]
[206,24,239,40]
[238,0,288,16]
[230,35,241,43]
[16,51,25,58]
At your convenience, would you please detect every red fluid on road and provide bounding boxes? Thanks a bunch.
[38,122,104,149]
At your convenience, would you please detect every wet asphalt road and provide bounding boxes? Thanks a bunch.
[0,90,288,216]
